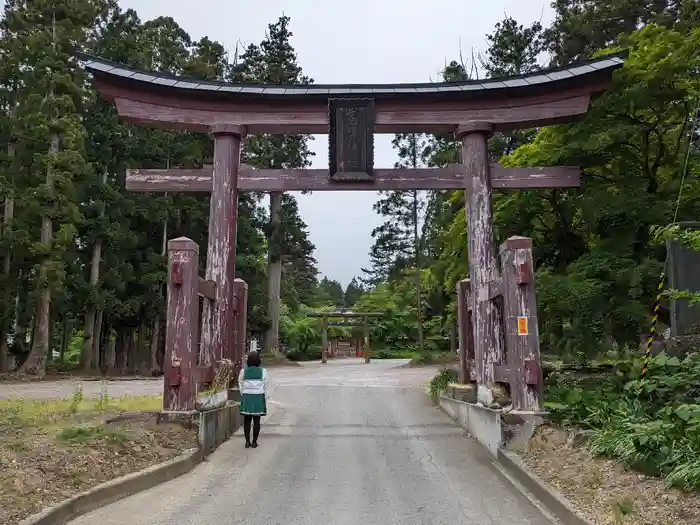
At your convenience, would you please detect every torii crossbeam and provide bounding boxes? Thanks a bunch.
[125,164,581,192]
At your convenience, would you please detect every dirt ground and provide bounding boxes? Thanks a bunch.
[0,394,197,525]
[519,426,700,525]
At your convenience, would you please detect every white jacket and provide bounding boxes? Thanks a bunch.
[238,367,268,395]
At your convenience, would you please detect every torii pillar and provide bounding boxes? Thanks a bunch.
[199,124,246,368]
[458,122,504,405]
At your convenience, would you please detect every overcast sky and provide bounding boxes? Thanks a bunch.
[92,1,558,286]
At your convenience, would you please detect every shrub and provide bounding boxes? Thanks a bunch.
[546,352,700,490]
[429,367,458,398]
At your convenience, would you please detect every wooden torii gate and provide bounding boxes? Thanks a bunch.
[306,311,382,363]
[82,52,623,413]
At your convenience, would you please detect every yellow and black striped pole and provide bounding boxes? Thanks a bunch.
[639,273,666,393]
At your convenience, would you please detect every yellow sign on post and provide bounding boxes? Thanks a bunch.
[517,317,529,336]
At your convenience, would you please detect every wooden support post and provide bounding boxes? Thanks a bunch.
[458,123,504,406]
[363,316,370,363]
[456,278,474,384]
[496,236,543,411]
[232,278,248,383]
[200,125,245,368]
[164,237,199,412]
[321,316,328,363]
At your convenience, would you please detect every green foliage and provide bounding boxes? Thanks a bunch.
[343,278,364,308]
[68,385,84,414]
[428,368,458,398]
[281,314,318,354]
[0,7,321,373]
[353,268,446,353]
[546,352,700,490]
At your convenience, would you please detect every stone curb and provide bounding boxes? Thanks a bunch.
[18,448,202,525]
[432,391,592,525]
[495,449,595,525]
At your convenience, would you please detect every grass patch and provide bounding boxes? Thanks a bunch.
[56,424,129,445]
[0,393,163,428]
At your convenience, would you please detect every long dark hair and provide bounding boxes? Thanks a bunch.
[247,350,261,367]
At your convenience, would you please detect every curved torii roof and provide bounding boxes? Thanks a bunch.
[81,52,625,134]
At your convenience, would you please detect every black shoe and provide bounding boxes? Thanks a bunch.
[252,442,258,448]
[245,442,251,448]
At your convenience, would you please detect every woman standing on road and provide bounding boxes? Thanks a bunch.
[238,351,268,448]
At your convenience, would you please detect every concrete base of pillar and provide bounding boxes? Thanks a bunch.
[501,410,549,450]
[447,382,477,403]
[437,395,549,457]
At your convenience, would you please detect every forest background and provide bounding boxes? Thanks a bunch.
[0,0,698,376]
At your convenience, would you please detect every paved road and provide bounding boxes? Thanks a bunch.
[66,359,550,525]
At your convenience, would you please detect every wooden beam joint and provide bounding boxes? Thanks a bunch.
[198,278,216,300]
[488,278,503,300]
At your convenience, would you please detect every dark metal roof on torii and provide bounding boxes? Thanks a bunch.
[80,52,625,103]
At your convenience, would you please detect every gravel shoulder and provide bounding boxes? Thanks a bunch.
[0,395,196,525]
[519,425,700,525]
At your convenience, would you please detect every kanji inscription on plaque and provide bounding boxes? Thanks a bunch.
[328,98,375,181]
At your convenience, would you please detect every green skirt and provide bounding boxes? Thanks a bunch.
[240,393,267,416]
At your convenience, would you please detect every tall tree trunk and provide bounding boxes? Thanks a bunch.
[104,328,116,375]
[21,135,59,376]
[115,329,128,374]
[150,319,161,374]
[82,170,107,370]
[126,329,137,374]
[1,91,17,373]
[137,319,149,375]
[92,308,103,369]
[265,191,283,355]
[13,271,27,354]
[59,317,71,362]
[0,148,14,372]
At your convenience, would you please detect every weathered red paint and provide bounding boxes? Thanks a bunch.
[459,123,504,402]
[171,262,183,285]
[199,126,245,369]
[84,53,620,416]
[125,164,581,192]
[198,278,216,299]
[94,80,608,134]
[499,235,544,410]
[456,278,474,384]
[164,237,199,412]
